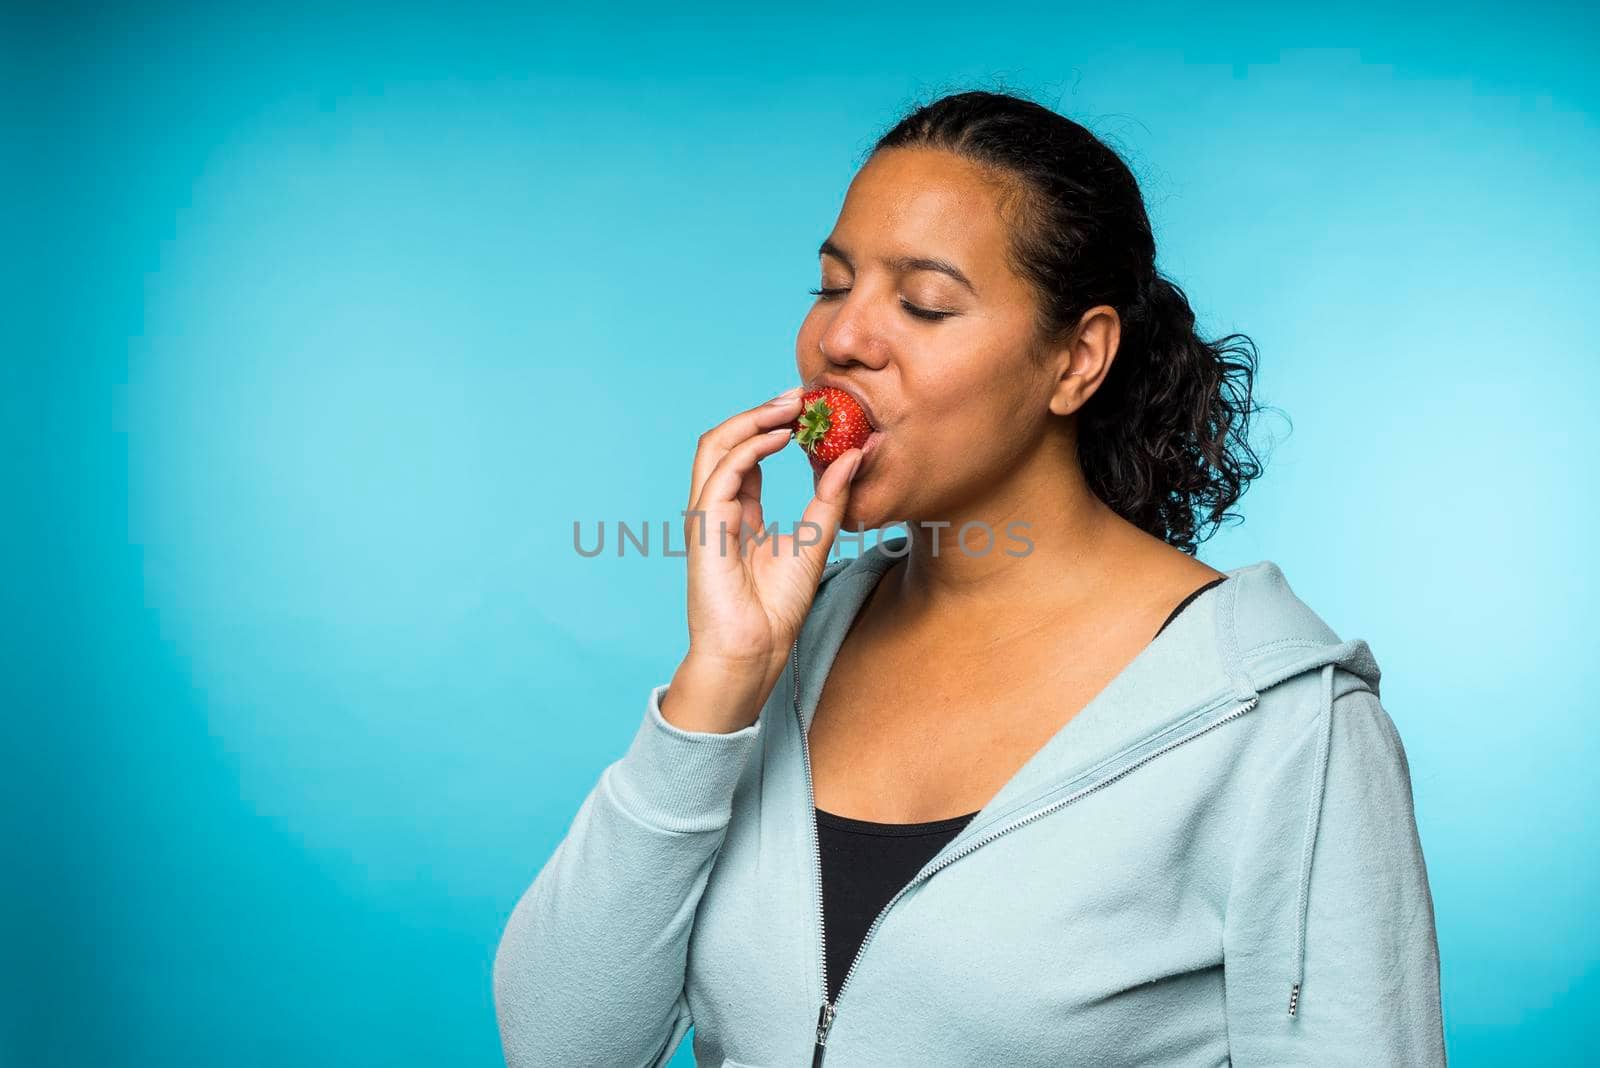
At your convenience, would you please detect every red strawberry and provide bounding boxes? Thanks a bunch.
[792,386,874,475]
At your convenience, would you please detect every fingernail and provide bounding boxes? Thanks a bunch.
[846,453,863,482]
[767,386,803,405]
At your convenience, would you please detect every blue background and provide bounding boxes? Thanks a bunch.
[10,3,1597,1064]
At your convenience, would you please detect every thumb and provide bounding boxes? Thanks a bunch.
[794,448,863,581]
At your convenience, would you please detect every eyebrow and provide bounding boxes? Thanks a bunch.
[818,238,978,296]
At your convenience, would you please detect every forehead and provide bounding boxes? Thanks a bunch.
[830,147,1014,270]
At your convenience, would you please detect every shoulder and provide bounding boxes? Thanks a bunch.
[819,554,853,586]
[812,539,898,604]
[1208,561,1398,772]
[1219,560,1342,657]
[1217,561,1383,694]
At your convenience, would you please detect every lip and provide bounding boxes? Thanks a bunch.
[857,429,886,477]
[807,374,882,433]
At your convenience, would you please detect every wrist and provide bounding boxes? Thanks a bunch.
[661,653,776,734]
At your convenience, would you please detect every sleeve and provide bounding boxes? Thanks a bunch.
[1223,678,1447,1065]
[491,682,763,1068]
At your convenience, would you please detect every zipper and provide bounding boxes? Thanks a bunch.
[794,638,838,1065]
[792,633,1261,1065]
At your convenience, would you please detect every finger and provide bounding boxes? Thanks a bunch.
[693,425,794,515]
[736,459,765,552]
[688,389,802,514]
[684,497,747,575]
[793,448,862,581]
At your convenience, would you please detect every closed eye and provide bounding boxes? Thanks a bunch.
[807,287,956,323]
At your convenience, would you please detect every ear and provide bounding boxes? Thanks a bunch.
[1046,306,1121,417]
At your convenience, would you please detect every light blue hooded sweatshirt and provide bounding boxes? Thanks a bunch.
[492,536,1446,1066]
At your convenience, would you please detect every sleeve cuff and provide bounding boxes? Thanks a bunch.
[604,683,763,832]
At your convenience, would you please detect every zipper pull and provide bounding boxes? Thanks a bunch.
[812,1001,836,1066]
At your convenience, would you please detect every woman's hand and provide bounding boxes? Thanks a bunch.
[661,386,864,733]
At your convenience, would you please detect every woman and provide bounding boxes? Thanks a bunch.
[493,90,1445,1066]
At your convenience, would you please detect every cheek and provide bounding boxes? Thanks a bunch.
[904,372,1035,462]
[906,363,1005,427]
[794,309,826,370]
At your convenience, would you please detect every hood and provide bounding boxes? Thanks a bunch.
[789,533,1382,1018]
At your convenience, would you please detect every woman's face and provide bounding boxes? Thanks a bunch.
[795,146,1065,531]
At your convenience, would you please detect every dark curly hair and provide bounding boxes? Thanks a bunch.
[871,88,1269,556]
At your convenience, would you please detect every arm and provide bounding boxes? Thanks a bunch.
[491,681,762,1068]
[1223,679,1446,1065]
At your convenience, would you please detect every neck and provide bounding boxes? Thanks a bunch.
[879,425,1124,632]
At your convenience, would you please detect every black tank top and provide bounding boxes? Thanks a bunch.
[813,574,1228,1004]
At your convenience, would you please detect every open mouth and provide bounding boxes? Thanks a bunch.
[841,390,880,434]
[828,386,881,475]
[796,377,884,478]
[808,378,880,432]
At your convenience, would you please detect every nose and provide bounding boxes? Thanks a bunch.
[816,292,892,371]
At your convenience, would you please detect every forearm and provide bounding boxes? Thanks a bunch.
[492,683,762,1067]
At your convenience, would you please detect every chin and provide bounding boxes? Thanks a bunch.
[812,460,894,534]
[839,491,890,534]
